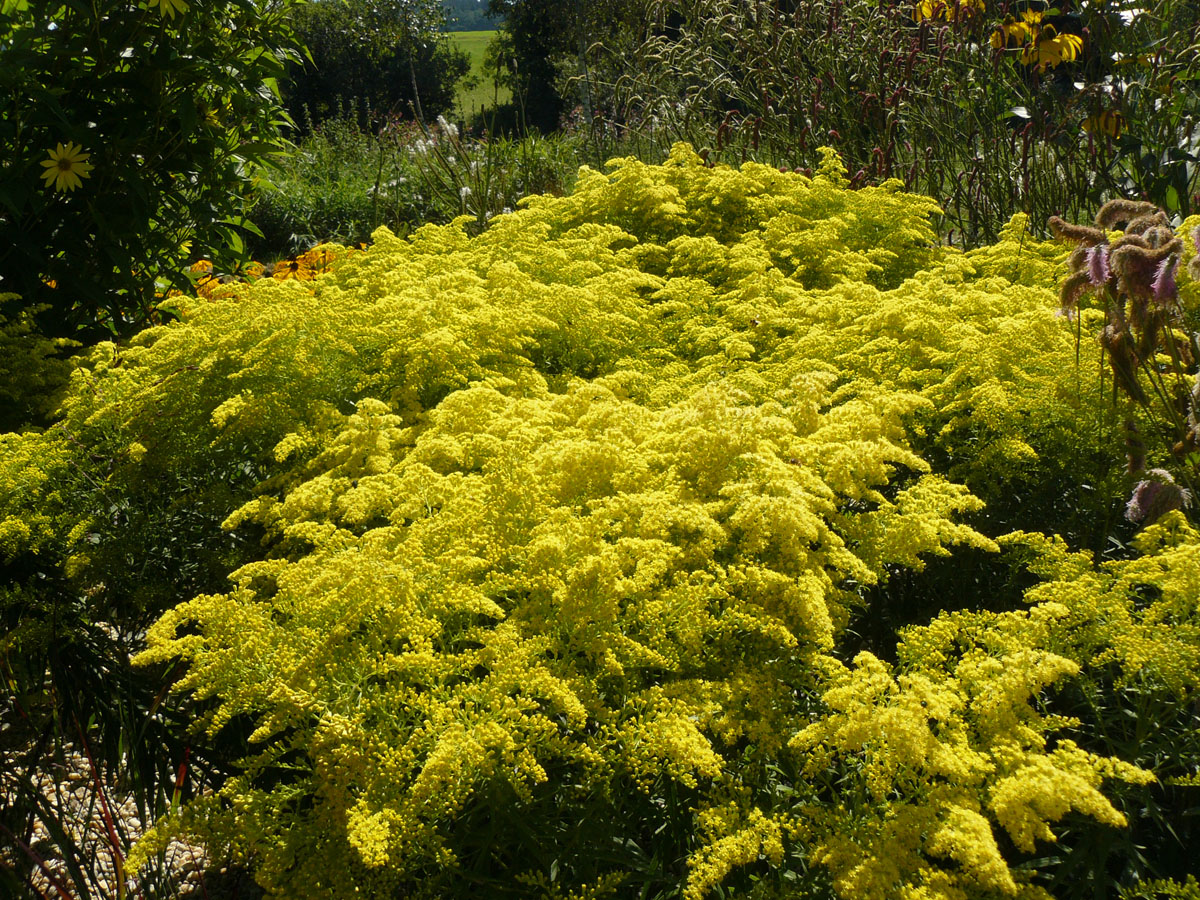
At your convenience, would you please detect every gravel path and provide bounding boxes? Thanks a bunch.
[1,744,262,899]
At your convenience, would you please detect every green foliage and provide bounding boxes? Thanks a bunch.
[485,0,641,132]
[0,575,194,900]
[448,29,513,120]
[485,0,572,131]
[0,0,305,336]
[1074,0,1200,219]
[601,0,1200,244]
[0,296,75,431]
[283,0,469,132]
[5,147,1199,898]
[250,113,584,258]
[442,0,496,32]
[250,113,430,256]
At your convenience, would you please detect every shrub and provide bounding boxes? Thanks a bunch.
[0,0,305,336]
[5,146,1197,898]
[0,298,75,432]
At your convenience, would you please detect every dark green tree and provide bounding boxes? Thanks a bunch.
[442,0,495,31]
[486,0,652,133]
[284,0,470,131]
[485,0,585,132]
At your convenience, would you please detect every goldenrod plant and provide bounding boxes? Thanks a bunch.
[3,147,1198,897]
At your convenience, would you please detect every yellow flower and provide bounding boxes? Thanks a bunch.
[1021,26,1083,71]
[992,9,1084,71]
[952,0,984,18]
[990,15,1030,50]
[1082,109,1125,138]
[914,0,982,22]
[147,0,188,18]
[913,0,938,21]
[39,142,93,192]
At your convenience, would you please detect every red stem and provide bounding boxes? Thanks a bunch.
[0,821,78,900]
[73,718,126,895]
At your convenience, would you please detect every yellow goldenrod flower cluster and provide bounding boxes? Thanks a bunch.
[6,145,1198,898]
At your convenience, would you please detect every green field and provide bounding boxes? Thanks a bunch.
[446,29,511,121]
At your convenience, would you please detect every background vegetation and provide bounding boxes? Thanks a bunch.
[283,0,469,133]
[0,0,305,338]
[256,0,1200,265]
[450,30,513,120]
[3,0,1200,898]
[443,0,495,31]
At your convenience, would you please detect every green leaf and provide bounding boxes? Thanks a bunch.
[1165,185,1180,213]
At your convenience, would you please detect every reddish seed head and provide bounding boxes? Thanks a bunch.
[1152,255,1178,304]
[1086,245,1110,285]
[1126,470,1192,523]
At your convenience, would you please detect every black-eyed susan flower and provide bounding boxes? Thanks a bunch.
[147,0,188,19]
[39,141,93,192]
[991,9,1084,70]
[273,256,303,280]
[1020,25,1083,71]
[990,15,1029,50]
[914,0,982,22]
[1082,109,1125,138]
[1000,11,1083,71]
